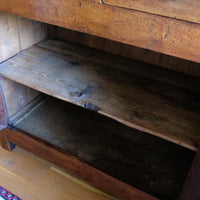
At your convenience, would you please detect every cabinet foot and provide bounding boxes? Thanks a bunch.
[0,131,15,151]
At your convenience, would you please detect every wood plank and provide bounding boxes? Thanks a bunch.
[178,151,200,200]
[0,12,20,63]
[10,97,195,199]
[0,146,117,200]
[103,0,200,24]
[54,27,200,77]
[2,128,156,200]
[0,0,200,62]
[0,39,199,150]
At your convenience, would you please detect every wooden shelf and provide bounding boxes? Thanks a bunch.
[10,97,195,200]
[0,39,199,150]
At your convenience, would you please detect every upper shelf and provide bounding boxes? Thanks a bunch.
[0,0,200,63]
[0,39,199,151]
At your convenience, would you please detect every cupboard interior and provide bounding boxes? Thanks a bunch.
[1,77,195,200]
[0,13,200,200]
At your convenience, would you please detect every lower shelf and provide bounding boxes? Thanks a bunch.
[8,97,195,200]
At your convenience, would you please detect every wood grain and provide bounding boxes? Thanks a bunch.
[54,27,200,77]
[0,0,200,62]
[11,97,195,199]
[0,12,20,63]
[17,16,47,50]
[2,128,156,200]
[103,0,200,24]
[0,146,118,200]
[0,12,47,63]
[0,39,199,150]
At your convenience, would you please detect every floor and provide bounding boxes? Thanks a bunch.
[0,145,117,200]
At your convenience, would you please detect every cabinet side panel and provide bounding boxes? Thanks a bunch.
[1,77,40,118]
[0,12,20,63]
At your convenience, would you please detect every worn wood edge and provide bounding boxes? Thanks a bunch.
[0,0,200,63]
[178,151,200,200]
[2,127,158,200]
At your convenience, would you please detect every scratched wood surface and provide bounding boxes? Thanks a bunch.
[103,0,200,24]
[0,39,199,150]
[53,27,200,77]
[0,0,200,62]
[11,97,195,200]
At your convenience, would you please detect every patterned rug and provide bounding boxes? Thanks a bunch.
[0,187,21,200]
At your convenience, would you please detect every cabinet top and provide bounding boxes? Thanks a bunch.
[0,0,199,63]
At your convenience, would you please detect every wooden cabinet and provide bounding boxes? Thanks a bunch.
[0,1,199,199]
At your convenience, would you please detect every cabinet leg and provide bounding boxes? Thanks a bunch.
[0,131,15,151]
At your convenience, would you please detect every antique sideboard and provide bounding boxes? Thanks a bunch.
[0,1,199,199]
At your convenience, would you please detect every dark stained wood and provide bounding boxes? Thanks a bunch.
[9,97,195,200]
[2,128,157,200]
[53,27,200,77]
[0,0,200,62]
[178,151,200,200]
[103,0,200,24]
[0,39,199,150]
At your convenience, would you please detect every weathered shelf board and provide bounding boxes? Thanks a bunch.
[0,39,199,150]
[103,0,200,24]
[0,0,200,62]
[10,97,195,200]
